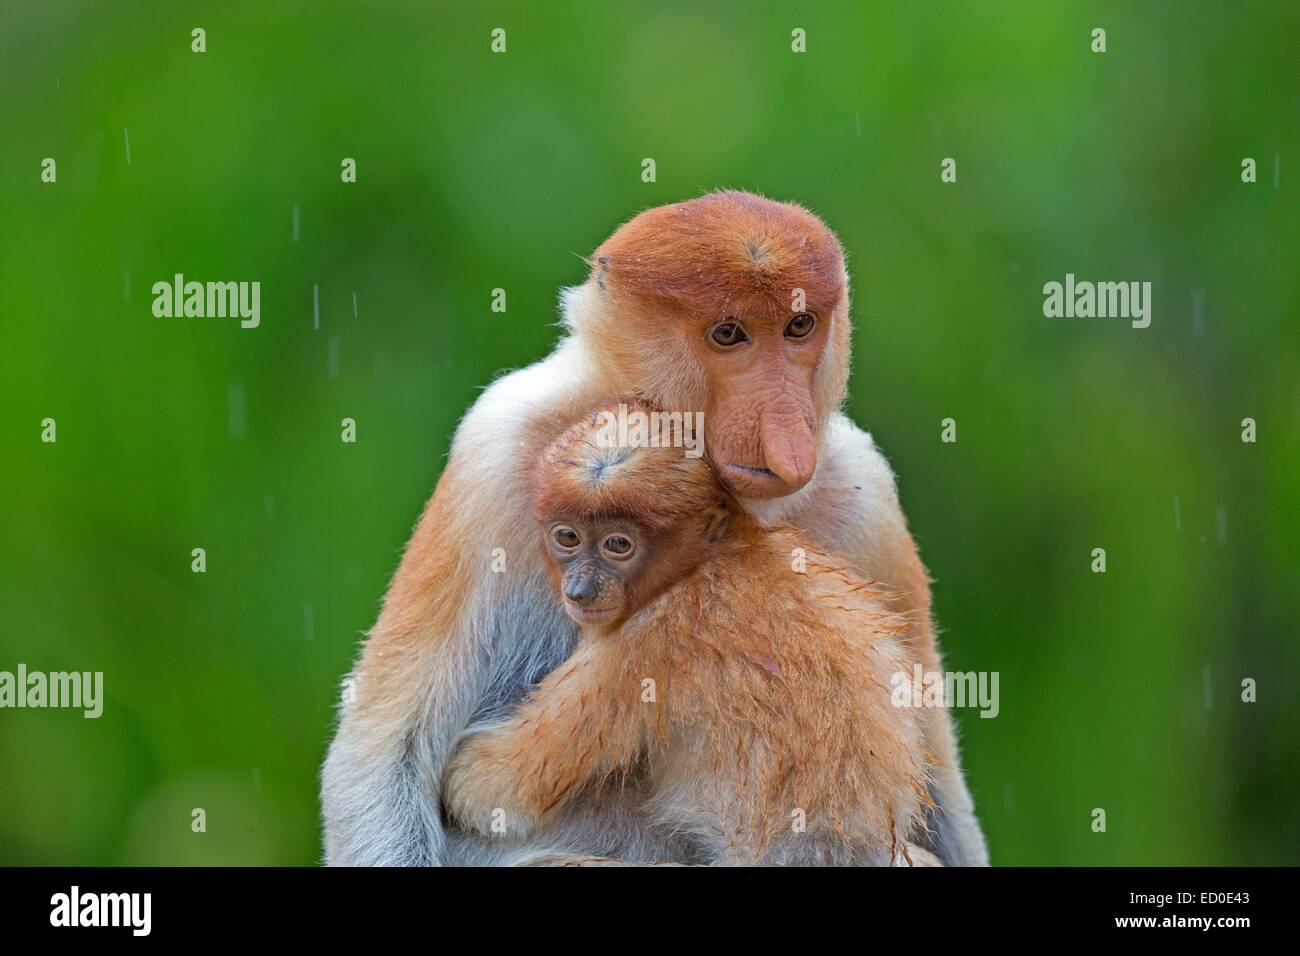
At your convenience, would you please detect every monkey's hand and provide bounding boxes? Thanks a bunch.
[441,725,540,839]
[895,843,944,867]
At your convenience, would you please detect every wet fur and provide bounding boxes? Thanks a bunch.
[444,475,932,865]
[320,191,988,866]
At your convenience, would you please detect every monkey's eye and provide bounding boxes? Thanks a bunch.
[601,534,636,559]
[553,527,581,549]
[710,321,749,348]
[785,313,815,339]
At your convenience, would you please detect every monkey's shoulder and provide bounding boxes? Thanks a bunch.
[745,413,904,563]
[641,530,903,657]
[818,413,903,507]
[737,524,888,596]
[442,341,609,501]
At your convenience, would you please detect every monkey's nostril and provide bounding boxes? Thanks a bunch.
[564,578,599,606]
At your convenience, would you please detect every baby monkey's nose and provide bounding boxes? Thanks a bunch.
[564,576,599,606]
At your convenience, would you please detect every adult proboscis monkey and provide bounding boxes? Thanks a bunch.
[321,190,989,866]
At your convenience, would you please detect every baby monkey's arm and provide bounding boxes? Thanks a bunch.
[441,638,645,838]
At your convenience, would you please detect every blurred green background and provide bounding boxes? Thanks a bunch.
[1,0,1296,865]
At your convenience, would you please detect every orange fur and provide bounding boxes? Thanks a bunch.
[324,191,986,868]
[533,402,725,534]
[594,189,845,322]
[443,407,931,864]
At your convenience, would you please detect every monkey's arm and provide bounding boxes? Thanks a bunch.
[441,639,641,839]
[319,464,495,865]
[321,450,568,864]
[320,345,598,866]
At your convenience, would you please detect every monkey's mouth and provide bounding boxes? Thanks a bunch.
[721,462,794,499]
[725,463,778,479]
[563,602,621,626]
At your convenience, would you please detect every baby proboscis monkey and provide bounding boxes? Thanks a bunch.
[442,402,932,865]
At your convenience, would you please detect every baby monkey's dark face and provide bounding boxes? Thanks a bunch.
[543,519,650,626]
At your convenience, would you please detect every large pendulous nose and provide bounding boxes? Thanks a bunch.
[564,575,599,607]
[759,403,817,491]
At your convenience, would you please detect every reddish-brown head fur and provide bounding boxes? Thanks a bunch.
[533,400,725,533]
[592,190,845,322]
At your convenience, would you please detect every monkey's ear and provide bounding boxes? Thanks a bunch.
[703,504,731,544]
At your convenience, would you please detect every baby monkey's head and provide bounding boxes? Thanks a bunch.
[535,401,732,627]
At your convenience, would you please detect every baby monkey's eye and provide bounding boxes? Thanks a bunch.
[710,321,749,348]
[553,527,580,549]
[785,313,815,338]
[601,534,635,559]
